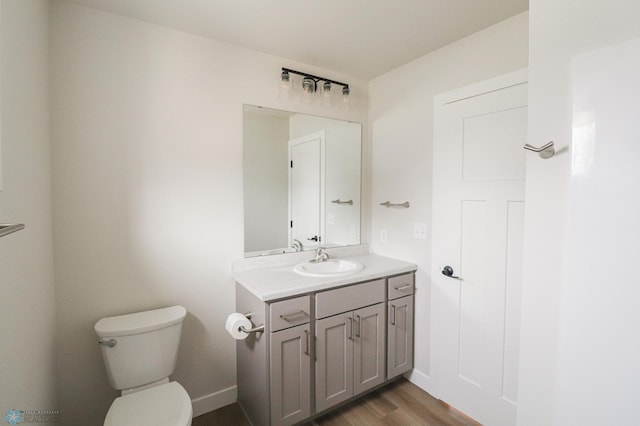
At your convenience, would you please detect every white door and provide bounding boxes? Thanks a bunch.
[432,70,527,426]
[289,132,325,249]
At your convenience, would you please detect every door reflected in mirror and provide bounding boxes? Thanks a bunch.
[243,105,361,257]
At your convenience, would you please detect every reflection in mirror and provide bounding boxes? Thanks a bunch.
[243,105,361,257]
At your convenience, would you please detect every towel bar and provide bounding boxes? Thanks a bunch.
[0,224,25,239]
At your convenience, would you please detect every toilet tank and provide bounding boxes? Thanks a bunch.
[94,305,187,391]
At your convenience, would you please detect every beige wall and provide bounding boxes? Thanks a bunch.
[368,12,528,393]
[50,1,368,423]
[0,0,57,423]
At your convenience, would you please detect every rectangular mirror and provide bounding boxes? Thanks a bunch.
[243,105,362,257]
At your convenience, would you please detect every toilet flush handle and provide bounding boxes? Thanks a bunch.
[98,339,117,348]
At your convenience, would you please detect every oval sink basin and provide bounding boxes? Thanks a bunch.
[294,259,365,277]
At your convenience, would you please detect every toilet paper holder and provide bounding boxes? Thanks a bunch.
[241,312,265,334]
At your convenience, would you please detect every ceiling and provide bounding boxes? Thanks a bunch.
[63,0,529,80]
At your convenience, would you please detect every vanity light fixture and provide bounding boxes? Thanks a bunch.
[280,67,350,108]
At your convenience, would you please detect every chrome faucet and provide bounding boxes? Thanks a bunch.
[292,239,303,252]
[315,247,329,263]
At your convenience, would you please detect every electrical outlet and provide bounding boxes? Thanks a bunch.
[414,222,427,239]
[380,229,388,243]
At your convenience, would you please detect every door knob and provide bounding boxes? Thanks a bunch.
[442,265,462,280]
[307,235,319,242]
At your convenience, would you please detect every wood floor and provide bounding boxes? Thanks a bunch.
[192,379,480,426]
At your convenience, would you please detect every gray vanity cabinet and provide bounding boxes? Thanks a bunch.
[352,303,386,394]
[387,273,415,379]
[315,312,353,412]
[236,269,416,426]
[269,295,312,426]
[269,323,311,426]
[314,279,386,413]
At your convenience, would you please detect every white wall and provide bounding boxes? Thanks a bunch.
[0,0,57,422]
[517,0,640,425]
[50,1,368,423]
[290,115,362,247]
[243,111,289,252]
[368,12,528,392]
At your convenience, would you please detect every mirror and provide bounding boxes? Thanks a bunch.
[243,105,362,257]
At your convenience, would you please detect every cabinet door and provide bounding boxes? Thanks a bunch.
[388,295,414,379]
[353,303,385,395]
[315,313,353,413]
[270,323,311,426]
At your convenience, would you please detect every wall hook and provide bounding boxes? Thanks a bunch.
[524,141,555,159]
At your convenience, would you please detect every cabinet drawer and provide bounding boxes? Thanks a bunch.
[270,296,311,332]
[316,279,385,319]
[388,273,414,300]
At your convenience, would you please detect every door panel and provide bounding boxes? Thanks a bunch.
[315,313,353,413]
[502,201,524,403]
[270,324,311,426]
[388,295,414,379]
[462,107,527,181]
[458,200,485,385]
[432,70,527,426]
[353,303,385,394]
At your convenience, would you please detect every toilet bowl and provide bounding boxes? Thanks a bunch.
[95,305,192,426]
[104,381,192,426]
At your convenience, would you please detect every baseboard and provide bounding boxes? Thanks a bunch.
[191,385,237,418]
[406,368,436,396]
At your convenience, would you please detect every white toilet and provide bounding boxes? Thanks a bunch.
[94,305,193,426]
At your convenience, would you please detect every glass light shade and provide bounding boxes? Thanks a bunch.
[322,82,332,106]
[342,86,350,110]
[279,71,292,99]
[302,78,316,94]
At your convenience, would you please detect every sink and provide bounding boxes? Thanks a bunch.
[294,258,365,277]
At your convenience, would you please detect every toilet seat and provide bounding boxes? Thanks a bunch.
[104,381,192,426]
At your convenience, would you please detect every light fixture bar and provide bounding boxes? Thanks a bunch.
[282,68,349,91]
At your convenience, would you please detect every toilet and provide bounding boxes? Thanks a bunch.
[94,305,193,426]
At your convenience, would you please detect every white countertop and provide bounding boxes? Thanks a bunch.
[233,248,417,301]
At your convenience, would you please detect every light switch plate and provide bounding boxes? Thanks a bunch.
[380,229,388,243]
[414,222,427,239]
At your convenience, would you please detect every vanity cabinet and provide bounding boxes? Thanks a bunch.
[387,274,414,379]
[269,296,312,426]
[235,266,416,426]
[387,273,415,379]
[270,323,311,425]
[314,279,386,412]
[315,303,385,412]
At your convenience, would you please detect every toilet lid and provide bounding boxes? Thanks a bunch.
[104,382,192,426]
